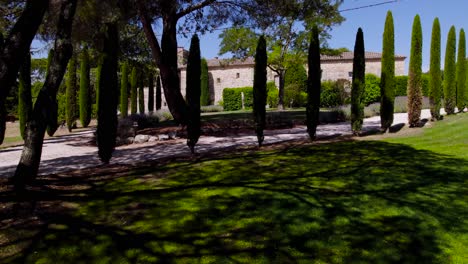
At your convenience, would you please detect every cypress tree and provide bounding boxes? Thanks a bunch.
[148,72,154,112]
[138,72,145,114]
[0,31,4,144]
[97,23,119,163]
[95,59,102,112]
[156,75,162,110]
[66,54,77,132]
[351,28,365,134]
[429,18,442,120]
[79,46,91,127]
[45,49,58,136]
[186,34,201,153]
[407,15,423,127]
[444,26,457,115]
[456,29,466,112]
[307,25,322,139]
[130,67,137,114]
[18,52,32,139]
[380,11,395,131]
[200,58,210,106]
[120,61,129,117]
[253,35,267,146]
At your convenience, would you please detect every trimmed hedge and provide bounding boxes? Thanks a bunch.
[222,87,253,111]
[321,80,348,107]
[266,81,278,108]
[395,75,429,97]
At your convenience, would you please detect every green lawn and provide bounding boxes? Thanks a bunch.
[1,115,468,263]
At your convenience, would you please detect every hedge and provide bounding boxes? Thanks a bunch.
[222,87,253,111]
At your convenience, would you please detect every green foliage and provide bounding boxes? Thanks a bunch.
[429,18,442,120]
[79,47,91,128]
[66,55,77,132]
[285,84,308,107]
[407,15,423,127]
[120,61,129,117]
[45,49,58,136]
[218,27,258,59]
[444,26,457,114]
[380,11,395,130]
[364,74,380,106]
[351,28,365,133]
[200,58,210,106]
[97,23,119,164]
[95,59,102,113]
[222,87,253,111]
[130,67,137,114]
[320,80,348,107]
[148,72,154,112]
[138,73,145,114]
[156,76,161,110]
[18,53,32,139]
[306,25,322,139]
[253,35,267,146]
[266,82,278,108]
[457,29,466,111]
[186,34,201,153]
[284,61,307,92]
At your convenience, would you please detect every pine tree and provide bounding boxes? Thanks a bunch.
[120,61,129,117]
[148,72,154,112]
[444,26,457,115]
[429,18,442,120]
[79,46,91,127]
[307,25,322,139]
[200,58,210,106]
[156,75,162,110]
[186,34,201,153]
[97,23,119,163]
[456,29,466,112]
[66,54,77,132]
[253,35,267,146]
[18,52,32,139]
[351,28,365,134]
[380,11,395,131]
[130,67,137,114]
[138,71,145,114]
[407,15,423,127]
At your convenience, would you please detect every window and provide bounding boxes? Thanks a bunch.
[217,78,221,83]
[236,73,240,78]
[348,71,353,78]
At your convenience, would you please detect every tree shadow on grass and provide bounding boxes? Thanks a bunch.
[1,140,468,263]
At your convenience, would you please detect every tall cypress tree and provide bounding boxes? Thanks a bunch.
[79,46,91,127]
[97,23,119,163]
[380,11,395,131]
[130,67,137,114]
[156,75,162,110]
[66,54,77,132]
[307,25,322,139]
[120,61,129,117]
[351,28,365,134]
[0,31,4,144]
[456,29,466,112]
[148,71,154,112]
[253,35,267,146]
[200,58,210,106]
[18,52,32,139]
[407,15,423,127]
[95,58,102,113]
[45,49,58,137]
[186,34,201,153]
[138,71,145,114]
[444,26,457,115]
[429,18,442,120]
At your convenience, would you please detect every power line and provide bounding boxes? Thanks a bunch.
[339,0,399,12]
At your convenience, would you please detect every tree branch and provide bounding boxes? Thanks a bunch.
[176,0,217,19]
[136,0,162,66]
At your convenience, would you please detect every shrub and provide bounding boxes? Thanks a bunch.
[364,74,380,105]
[395,75,408,96]
[284,84,307,107]
[320,80,348,107]
[285,60,307,92]
[222,87,253,111]
[266,81,278,108]
[201,105,223,113]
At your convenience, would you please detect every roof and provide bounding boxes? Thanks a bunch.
[179,51,406,69]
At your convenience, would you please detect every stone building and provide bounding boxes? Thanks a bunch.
[158,49,406,108]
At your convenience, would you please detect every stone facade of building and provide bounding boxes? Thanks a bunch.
[159,50,406,108]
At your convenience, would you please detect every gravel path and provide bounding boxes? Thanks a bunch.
[0,110,433,178]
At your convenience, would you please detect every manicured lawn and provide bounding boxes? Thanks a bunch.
[1,115,468,263]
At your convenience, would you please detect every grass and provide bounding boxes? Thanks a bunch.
[1,114,468,263]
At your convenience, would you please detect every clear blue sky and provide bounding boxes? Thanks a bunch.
[177,0,468,74]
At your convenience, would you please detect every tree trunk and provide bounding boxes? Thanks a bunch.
[277,70,286,110]
[12,0,77,190]
[0,0,48,144]
[137,3,188,124]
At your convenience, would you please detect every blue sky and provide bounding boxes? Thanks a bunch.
[176,0,468,74]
